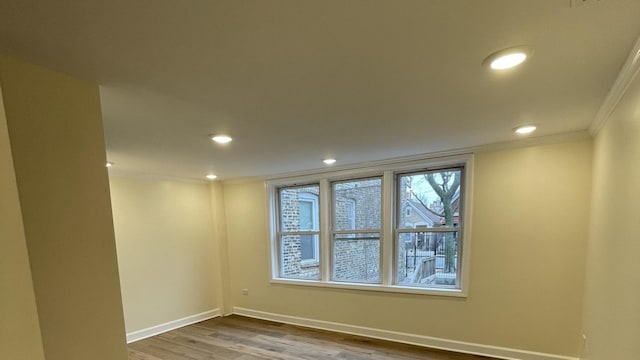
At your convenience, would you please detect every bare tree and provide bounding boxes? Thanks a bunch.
[410,171,460,273]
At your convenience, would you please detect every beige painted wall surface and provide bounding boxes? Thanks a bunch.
[0,56,128,360]
[110,176,219,332]
[581,72,640,359]
[223,140,592,357]
[208,181,232,314]
[0,83,45,360]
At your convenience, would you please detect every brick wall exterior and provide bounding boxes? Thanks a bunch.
[333,236,380,282]
[279,186,319,279]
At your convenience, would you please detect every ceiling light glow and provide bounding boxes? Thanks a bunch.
[211,135,232,144]
[206,174,218,180]
[106,162,113,168]
[484,46,530,70]
[514,125,537,135]
[323,158,336,165]
[490,53,527,70]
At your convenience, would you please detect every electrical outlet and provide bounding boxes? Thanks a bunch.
[570,0,601,8]
[241,288,249,295]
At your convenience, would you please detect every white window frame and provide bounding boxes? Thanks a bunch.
[395,167,465,289]
[267,154,474,297]
[330,177,383,284]
[274,184,320,279]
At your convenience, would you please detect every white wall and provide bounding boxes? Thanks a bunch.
[222,140,592,358]
[581,70,640,359]
[1,56,128,360]
[110,176,220,333]
[0,76,46,360]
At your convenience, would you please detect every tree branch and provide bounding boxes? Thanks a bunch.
[409,189,445,218]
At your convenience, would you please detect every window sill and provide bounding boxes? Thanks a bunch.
[300,260,319,268]
[269,278,467,298]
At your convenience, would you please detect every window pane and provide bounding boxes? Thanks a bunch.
[398,169,461,229]
[397,231,458,288]
[333,178,382,231]
[279,185,319,232]
[333,233,380,283]
[280,234,320,280]
[300,234,317,261]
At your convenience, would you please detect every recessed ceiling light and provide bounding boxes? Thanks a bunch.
[206,174,218,180]
[484,46,529,70]
[323,158,337,165]
[106,162,113,168]
[211,134,232,144]
[514,125,537,135]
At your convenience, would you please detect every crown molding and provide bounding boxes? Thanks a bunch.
[589,35,640,135]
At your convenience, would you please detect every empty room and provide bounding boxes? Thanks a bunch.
[2,1,639,360]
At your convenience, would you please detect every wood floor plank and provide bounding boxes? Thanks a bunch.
[129,315,496,360]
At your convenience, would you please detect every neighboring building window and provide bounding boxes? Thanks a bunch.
[277,185,320,280]
[268,155,472,296]
[346,199,356,230]
[332,178,382,283]
[299,192,319,262]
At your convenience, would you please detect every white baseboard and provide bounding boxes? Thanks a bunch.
[126,308,221,343]
[232,307,577,360]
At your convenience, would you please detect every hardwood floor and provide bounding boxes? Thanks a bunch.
[128,315,497,360]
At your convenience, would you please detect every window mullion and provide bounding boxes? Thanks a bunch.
[381,170,394,286]
[332,229,380,234]
[319,178,331,282]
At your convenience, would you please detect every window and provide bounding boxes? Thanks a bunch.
[298,192,319,262]
[397,169,462,289]
[346,199,356,230]
[268,155,472,296]
[277,185,320,280]
[332,178,382,283]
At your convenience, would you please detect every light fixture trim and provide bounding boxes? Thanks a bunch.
[483,46,530,70]
[211,134,233,144]
[514,125,537,135]
[323,158,337,165]
[206,174,218,180]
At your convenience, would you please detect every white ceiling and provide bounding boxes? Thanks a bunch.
[1,0,639,180]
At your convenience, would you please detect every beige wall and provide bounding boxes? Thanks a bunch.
[0,81,46,360]
[0,56,128,360]
[581,73,640,359]
[110,176,220,332]
[208,181,232,314]
[222,140,592,357]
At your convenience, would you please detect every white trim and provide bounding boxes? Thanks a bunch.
[381,171,394,286]
[589,35,640,135]
[269,277,466,297]
[460,155,474,297]
[126,309,221,343]
[232,307,578,360]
